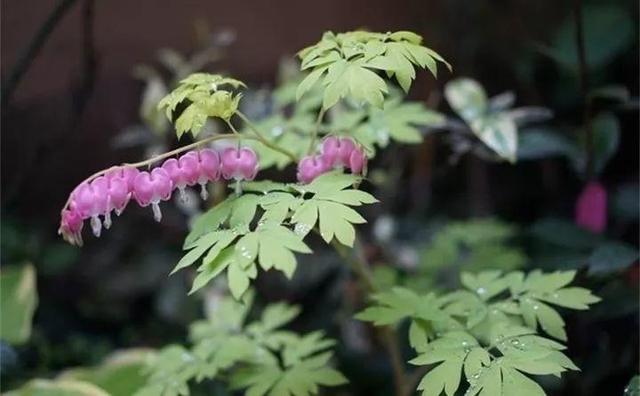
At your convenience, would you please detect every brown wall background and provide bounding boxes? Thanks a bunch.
[1,0,566,221]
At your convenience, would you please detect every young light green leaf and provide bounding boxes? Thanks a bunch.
[298,30,449,110]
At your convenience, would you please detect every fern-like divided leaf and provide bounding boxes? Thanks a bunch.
[297,31,450,110]
[135,292,346,396]
[157,73,246,138]
[173,172,377,298]
[356,270,600,396]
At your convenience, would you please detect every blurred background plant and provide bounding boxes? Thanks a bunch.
[1,0,638,395]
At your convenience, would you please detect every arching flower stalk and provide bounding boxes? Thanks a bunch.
[58,133,261,246]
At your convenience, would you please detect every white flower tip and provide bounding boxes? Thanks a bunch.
[90,216,102,237]
[200,184,208,200]
[151,202,163,222]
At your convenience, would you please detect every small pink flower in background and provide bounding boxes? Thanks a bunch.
[133,168,173,222]
[575,181,608,233]
[59,208,84,246]
[322,136,356,168]
[162,154,200,202]
[297,155,330,184]
[318,136,368,177]
[221,147,259,181]
[349,146,368,175]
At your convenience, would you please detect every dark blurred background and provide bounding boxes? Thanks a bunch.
[1,0,638,395]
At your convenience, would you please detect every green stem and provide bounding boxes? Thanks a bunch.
[235,111,298,162]
[573,0,594,180]
[308,107,326,154]
[331,238,408,396]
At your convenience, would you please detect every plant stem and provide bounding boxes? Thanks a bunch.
[573,0,594,180]
[331,238,408,396]
[235,111,298,162]
[61,133,256,212]
[308,107,326,154]
[2,0,79,109]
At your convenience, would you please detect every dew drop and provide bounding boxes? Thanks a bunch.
[271,126,284,137]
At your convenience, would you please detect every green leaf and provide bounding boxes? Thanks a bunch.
[470,112,518,163]
[625,375,640,396]
[355,97,444,147]
[520,298,566,340]
[546,5,634,70]
[409,320,430,353]
[517,128,577,160]
[535,287,601,310]
[190,246,235,294]
[461,271,509,301]
[571,112,620,176]
[298,30,449,109]
[416,359,463,396]
[530,218,602,249]
[500,366,546,396]
[173,231,231,274]
[230,332,346,396]
[411,332,478,396]
[5,379,110,396]
[0,264,38,345]
[587,241,638,275]
[60,349,151,396]
[444,78,488,122]
[157,73,245,138]
[185,198,235,247]
[228,261,251,300]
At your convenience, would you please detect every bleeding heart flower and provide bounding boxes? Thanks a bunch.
[133,168,173,222]
[73,180,109,237]
[162,154,200,202]
[575,181,607,233]
[91,176,130,229]
[297,155,330,184]
[221,147,259,181]
[322,136,356,168]
[105,166,139,191]
[349,146,368,175]
[58,208,84,246]
[184,149,221,199]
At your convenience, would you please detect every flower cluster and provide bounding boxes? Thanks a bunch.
[297,136,367,184]
[59,147,259,245]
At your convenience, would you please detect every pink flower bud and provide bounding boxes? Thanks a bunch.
[162,154,200,202]
[221,147,259,182]
[575,181,607,233]
[297,155,330,184]
[184,149,221,199]
[321,136,356,168]
[349,146,368,175]
[59,209,84,246]
[133,168,173,222]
